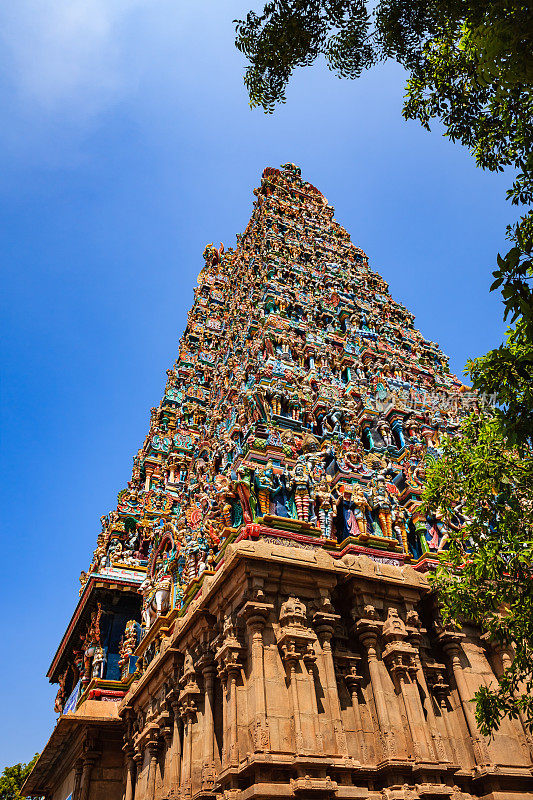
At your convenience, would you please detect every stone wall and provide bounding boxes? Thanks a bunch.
[115,540,533,800]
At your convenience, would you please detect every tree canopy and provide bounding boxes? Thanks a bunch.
[423,412,533,735]
[0,755,39,800]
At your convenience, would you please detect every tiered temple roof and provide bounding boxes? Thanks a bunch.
[50,163,472,713]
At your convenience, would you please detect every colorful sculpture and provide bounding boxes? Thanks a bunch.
[56,163,474,709]
[28,166,533,800]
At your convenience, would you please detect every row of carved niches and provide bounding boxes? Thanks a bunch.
[85,408,464,606]
[89,429,458,581]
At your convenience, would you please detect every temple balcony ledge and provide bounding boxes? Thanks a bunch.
[411,786,456,798]
[47,570,144,684]
[470,763,533,781]
[222,783,338,800]
[76,676,127,708]
[219,754,372,780]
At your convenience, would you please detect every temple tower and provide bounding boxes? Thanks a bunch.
[24,165,533,800]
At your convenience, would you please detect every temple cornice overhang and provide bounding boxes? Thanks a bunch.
[21,701,122,798]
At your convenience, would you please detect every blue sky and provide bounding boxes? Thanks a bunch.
[0,0,515,770]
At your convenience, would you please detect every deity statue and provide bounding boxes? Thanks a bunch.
[349,484,372,537]
[91,645,106,679]
[118,620,140,678]
[236,464,257,521]
[290,458,314,521]
[139,572,171,630]
[392,506,409,552]
[254,460,277,516]
[377,418,393,448]
[315,477,334,538]
[369,475,394,538]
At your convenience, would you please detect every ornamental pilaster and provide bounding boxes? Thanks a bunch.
[198,649,217,791]
[276,597,318,754]
[438,628,491,767]
[381,607,435,762]
[177,652,201,799]
[356,613,396,758]
[483,636,533,757]
[72,759,84,800]
[338,653,366,763]
[145,734,160,800]
[165,692,182,799]
[239,599,273,752]
[428,670,463,765]
[407,614,448,763]
[313,609,348,756]
[215,616,245,767]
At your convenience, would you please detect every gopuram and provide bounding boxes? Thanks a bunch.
[25,164,533,800]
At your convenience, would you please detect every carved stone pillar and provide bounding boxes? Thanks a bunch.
[381,609,435,762]
[431,674,462,765]
[357,620,396,758]
[132,748,143,800]
[72,759,84,800]
[180,698,197,799]
[343,658,365,763]
[439,632,490,766]
[303,644,323,753]
[313,611,348,756]
[169,698,182,795]
[276,597,317,754]
[79,755,97,800]
[218,665,229,766]
[490,642,533,758]
[227,661,240,766]
[201,658,217,790]
[282,645,305,753]
[239,600,273,751]
[178,652,200,799]
[123,749,136,800]
[408,621,448,763]
[145,739,159,800]
[161,723,173,798]
[215,617,244,769]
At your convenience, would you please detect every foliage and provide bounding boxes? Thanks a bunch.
[468,220,533,449]
[423,412,533,736]
[0,755,39,800]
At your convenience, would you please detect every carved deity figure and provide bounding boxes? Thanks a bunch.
[392,506,409,552]
[315,477,334,538]
[254,460,277,516]
[82,604,102,684]
[139,572,171,630]
[118,620,139,675]
[91,645,106,679]
[349,484,371,537]
[290,458,314,521]
[377,418,393,448]
[370,475,394,538]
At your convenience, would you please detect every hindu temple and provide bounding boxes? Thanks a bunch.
[24,165,533,800]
